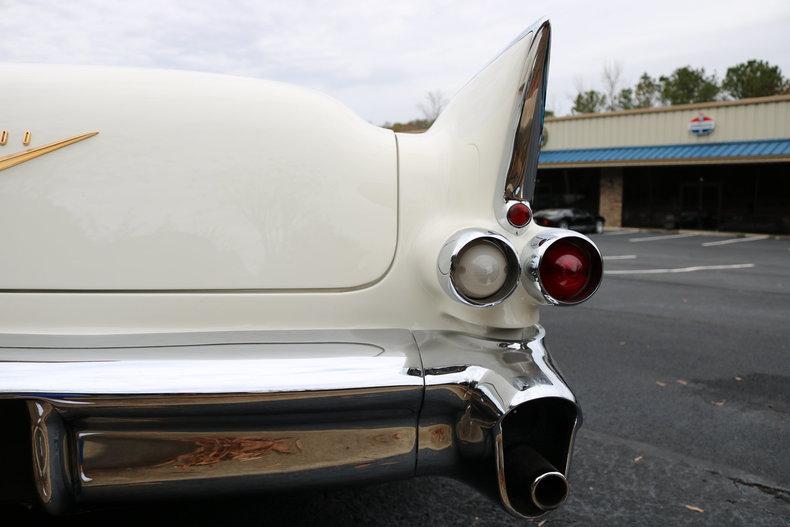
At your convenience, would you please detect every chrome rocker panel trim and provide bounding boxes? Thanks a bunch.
[0,326,579,519]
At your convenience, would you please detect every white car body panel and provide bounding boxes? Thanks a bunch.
[0,25,542,334]
[0,65,397,290]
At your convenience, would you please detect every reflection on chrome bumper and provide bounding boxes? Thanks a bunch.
[0,326,579,519]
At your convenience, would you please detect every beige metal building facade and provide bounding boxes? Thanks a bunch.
[536,95,790,233]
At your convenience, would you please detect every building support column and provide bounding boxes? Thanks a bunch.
[599,168,623,228]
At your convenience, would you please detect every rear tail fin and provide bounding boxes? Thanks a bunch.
[429,19,550,230]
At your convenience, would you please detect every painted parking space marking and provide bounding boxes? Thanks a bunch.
[605,263,754,275]
[702,235,769,247]
[603,255,637,260]
[605,230,636,236]
[629,233,697,243]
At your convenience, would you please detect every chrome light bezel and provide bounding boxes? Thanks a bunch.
[496,199,534,236]
[437,229,521,307]
[521,229,603,306]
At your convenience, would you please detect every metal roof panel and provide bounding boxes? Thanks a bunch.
[540,138,790,165]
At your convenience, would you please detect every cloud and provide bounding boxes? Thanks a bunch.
[1,0,789,123]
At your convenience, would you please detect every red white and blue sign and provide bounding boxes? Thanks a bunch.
[689,112,715,136]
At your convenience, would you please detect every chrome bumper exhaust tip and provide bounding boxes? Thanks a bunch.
[531,470,569,511]
[504,445,569,513]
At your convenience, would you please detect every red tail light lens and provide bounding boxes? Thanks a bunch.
[538,238,602,304]
[506,202,532,228]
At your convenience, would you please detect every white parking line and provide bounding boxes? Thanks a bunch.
[603,255,637,260]
[702,235,769,247]
[629,233,697,242]
[605,263,754,275]
[605,230,634,236]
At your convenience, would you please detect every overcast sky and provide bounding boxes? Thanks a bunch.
[1,1,789,123]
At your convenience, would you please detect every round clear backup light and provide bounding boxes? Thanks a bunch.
[522,230,603,306]
[438,229,520,307]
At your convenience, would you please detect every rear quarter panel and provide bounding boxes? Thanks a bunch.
[0,65,396,290]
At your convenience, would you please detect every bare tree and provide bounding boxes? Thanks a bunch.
[601,61,623,111]
[418,90,448,122]
[572,75,587,96]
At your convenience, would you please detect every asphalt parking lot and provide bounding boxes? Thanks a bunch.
[6,231,790,526]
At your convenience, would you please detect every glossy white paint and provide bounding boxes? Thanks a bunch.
[0,23,549,334]
[0,65,396,290]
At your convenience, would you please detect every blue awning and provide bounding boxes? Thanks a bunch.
[539,138,790,167]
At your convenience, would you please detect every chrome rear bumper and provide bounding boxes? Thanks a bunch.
[0,326,579,519]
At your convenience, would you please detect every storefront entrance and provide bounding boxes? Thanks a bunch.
[622,162,790,234]
[679,181,722,230]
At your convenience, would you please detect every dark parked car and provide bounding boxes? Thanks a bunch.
[534,208,605,233]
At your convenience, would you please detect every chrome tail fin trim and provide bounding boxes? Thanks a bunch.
[501,19,551,205]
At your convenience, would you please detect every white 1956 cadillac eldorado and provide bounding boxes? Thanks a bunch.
[0,19,602,519]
